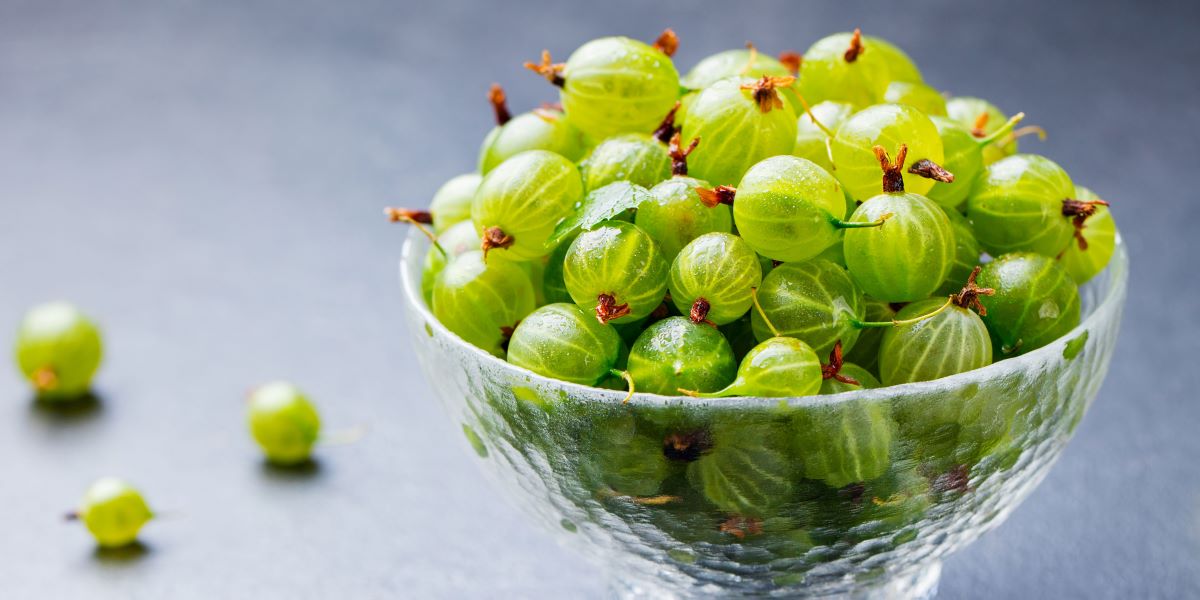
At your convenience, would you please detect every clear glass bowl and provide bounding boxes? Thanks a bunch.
[398,231,1127,599]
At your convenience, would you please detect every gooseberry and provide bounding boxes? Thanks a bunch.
[882,80,947,116]
[626,316,736,395]
[680,75,798,186]
[471,149,583,261]
[506,303,625,387]
[14,302,103,399]
[1058,186,1116,283]
[792,100,853,172]
[635,134,733,261]
[976,252,1081,356]
[477,84,585,174]
[668,232,762,326]
[428,173,482,232]
[248,381,322,465]
[70,478,153,548]
[829,103,948,200]
[562,221,668,324]
[797,29,890,108]
[432,250,536,357]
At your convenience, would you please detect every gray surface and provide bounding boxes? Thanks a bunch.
[0,0,1197,598]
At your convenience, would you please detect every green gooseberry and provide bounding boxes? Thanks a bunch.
[680,46,794,91]
[471,149,583,261]
[977,252,1081,356]
[680,76,798,186]
[421,220,480,303]
[843,144,956,302]
[865,34,923,83]
[843,299,896,375]
[668,232,762,326]
[731,155,883,263]
[72,478,154,548]
[792,100,854,173]
[936,208,983,297]
[14,302,103,399]
[528,33,680,141]
[582,415,671,498]
[750,259,865,356]
[432,250,536,357]
[636,175,733,261]
[967,154,1105,257]
[945,96,1019,164]
[926,113,1023,209]
[1058,186,1117,284]
[684,336,822,398]
[686,421,796,517]
[626,316,737,395]
[797,29,891,108]
[477,84,585,174]
[820,362,880,395]
[506,303,624,386]
[580,133,671,192]
[793,399,893,488]
[882,80,946,116]
[829,103,947,201]
[880,291,993,385]
[428,173,482,232]
[563,221,669,325]
[248,381,322,465]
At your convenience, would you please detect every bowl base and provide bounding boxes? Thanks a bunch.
[608,560,942,599]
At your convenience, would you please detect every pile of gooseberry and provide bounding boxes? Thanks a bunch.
[391,27,1115,399]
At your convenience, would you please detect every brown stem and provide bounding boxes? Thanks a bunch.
[970,112,990,138]
[668,131,700,177]
[820,340,860,385]
[653,101,681,145]
[778,50,802,76]
[523,50,565,87]
[662,430,712,462]
[844,28,865,62]
[487,83,511,126]
[384,207,433,224]
[32,366,58,392]
[695,185,736,208]
[688,298,716,328]
[739,75,795,113]
[480,226,514,259]
[719,515,763,539]
[595,293,631,324]
[652,28,678,57]
[1062,198,1110,250]
[908,159,955,183]
[953,266,995,315]
[499,322,519,353]
[873,144,908,193]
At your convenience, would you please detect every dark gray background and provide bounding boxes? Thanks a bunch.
[1,0,1197,598]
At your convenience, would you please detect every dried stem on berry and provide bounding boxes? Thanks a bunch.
[739,75,795,113]
[1062,197,1111,250]
[32,366,58,392]
[874,144,908,193]
[662,429,713,462]
[739,42,760,76]
[779,50,802,76]
[653,101,681,144]
[480,226,514,258]
[821,340,860,385]
[695,185,736,208]
[720,515,763,539]
[524,50,565,87]
[499,322,518,353]
[487,83,511,126]
[652,28,678,57]
[844,28,865,62]
[385,207,433,224]
[908,159,955,183]
[668,131,700,176]
[953,266,995,315]
[595,293,631,324]
[688,298,716,327]
[970,112,990,138]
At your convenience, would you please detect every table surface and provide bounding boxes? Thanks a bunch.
[1,1,1198,598]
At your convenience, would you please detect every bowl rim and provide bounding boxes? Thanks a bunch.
[399,229,1128,409]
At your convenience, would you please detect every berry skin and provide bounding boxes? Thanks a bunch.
[668,232,762,326]
[977,252,1081,356]
[471,149,583,261]
[946,96,1018,164]
[1057,186,1116,284]
[636,176,732,261]
[506,303,623,386]
[865,35,923,83]
[580,134,671,192]
[74,478,154,548]
[750,259,866,356]
[793,401,893,488]
[687,421,795,516]
[563,221,669,325]
[880,297,993,385]
[797,30,891,108]
[685,336,822,398]
[248,382,322,465]
[882,80,947,116]
[626,316,737,395]
[421,220,481,303]
[731,155,850,262]
[478,109,585,175]
[535,36,681,141]
[432,251,536,357]
[429,173,482,232]
[14,302,103,399]
[680,76,798,186]
[540,234,576,305]
[830,103,946,200]
[792,100,854,172]
[936,209,984,296]
[680,48,794,91]
[966,154,1078,257]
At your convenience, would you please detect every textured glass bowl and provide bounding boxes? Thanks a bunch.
[398,231,1127,599]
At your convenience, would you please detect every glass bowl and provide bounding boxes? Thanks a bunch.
[398,231,1127,599]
